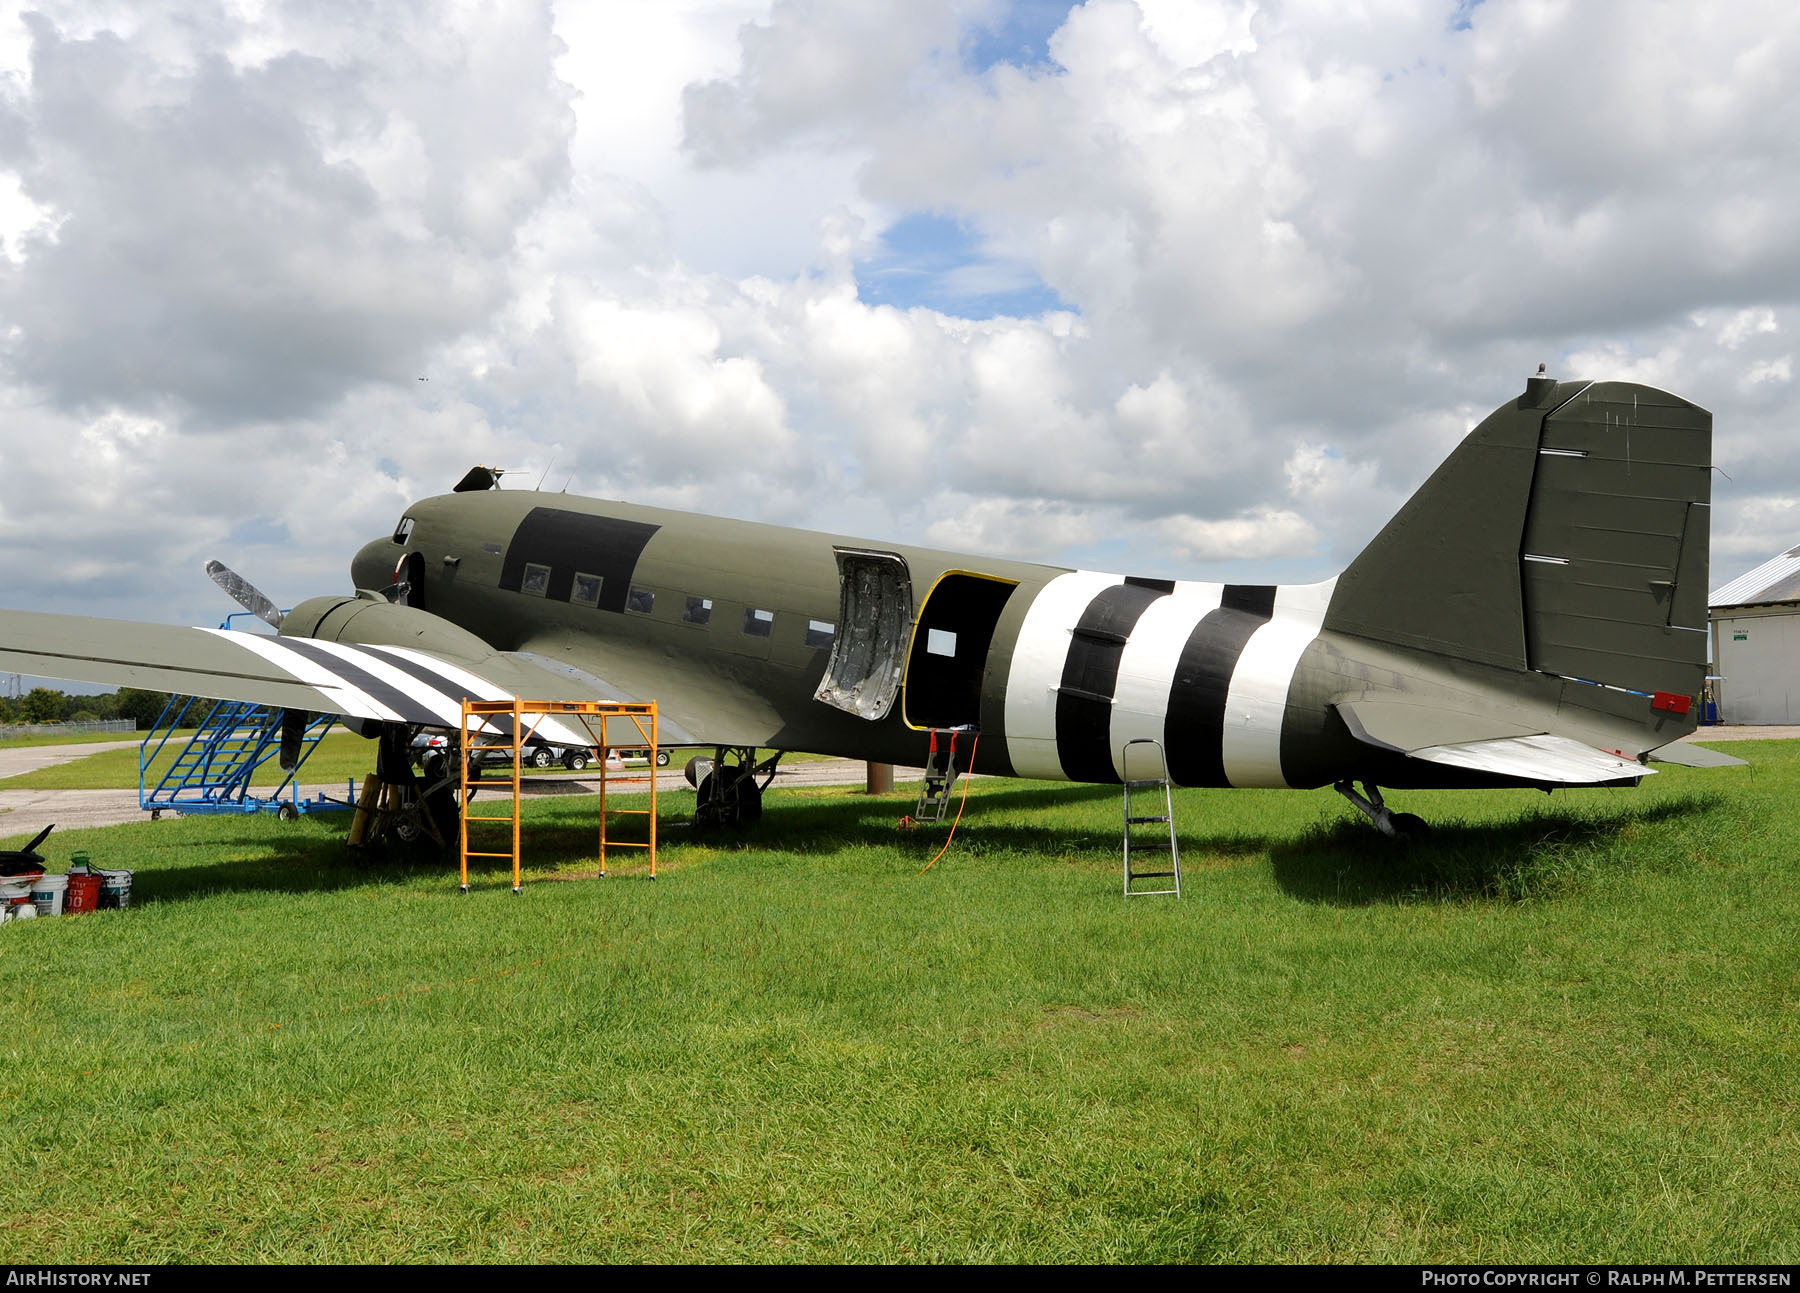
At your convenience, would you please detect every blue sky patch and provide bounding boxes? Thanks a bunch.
[855,212,1070,319]
[962,0,1075,72]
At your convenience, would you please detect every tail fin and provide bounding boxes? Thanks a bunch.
[1325,377,1712,700]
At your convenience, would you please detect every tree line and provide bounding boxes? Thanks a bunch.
[0,686,174,729]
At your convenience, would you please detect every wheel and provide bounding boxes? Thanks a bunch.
[1391,812,1431,839]
[563,750,589,771]
[468,761,484,781]
[276,802,300,822]
[736,775,763,825]
[695,769,763,830]
[529,747,555,769]
[655,750,671,767]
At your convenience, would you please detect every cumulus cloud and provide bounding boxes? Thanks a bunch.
[0,3,573,423]
[2,0,1799,639]
[1155,507,1320,563]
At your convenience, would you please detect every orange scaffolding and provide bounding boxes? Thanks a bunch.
[457,698,659,892]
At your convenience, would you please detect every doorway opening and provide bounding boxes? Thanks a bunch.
[902,571,1018,730]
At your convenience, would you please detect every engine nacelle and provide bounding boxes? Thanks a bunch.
[281,594,500,663]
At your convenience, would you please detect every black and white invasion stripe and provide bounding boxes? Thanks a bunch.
[1003,572,1336,788]
[199,629,591,746]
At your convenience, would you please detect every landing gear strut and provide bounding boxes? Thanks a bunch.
[1334,780,1429,840]
[348,725,459,851]
[692,747,782,831]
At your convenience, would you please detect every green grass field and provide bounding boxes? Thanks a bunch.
[2,743,1795,1262]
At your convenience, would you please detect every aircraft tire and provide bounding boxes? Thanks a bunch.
[1391,812,1430,839]
[695,770,762,830]
[735,776,763,825]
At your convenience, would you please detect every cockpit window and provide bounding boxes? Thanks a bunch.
[393,517,415,545]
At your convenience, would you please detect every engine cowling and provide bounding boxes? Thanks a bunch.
[281,594,500,663]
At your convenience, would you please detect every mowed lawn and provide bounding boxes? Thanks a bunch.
[1,742,1795,1263]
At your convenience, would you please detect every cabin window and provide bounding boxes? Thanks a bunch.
[684,596,713,626]
[743,607,774,637]
[805,620,835,650]
[393,516,415,546]
[927,628,958,658]
[482,542,502,556]
[521,563,551,597]
[571,573,602,607]
[627,586,655,615]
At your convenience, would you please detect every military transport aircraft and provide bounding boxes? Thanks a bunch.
[0,373,1740,844]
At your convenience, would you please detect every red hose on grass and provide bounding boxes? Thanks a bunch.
[917,731,978,875]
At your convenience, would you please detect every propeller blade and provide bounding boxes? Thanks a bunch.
[205,559,284,629]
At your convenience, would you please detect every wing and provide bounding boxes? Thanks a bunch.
[510,636,780,749]
[0,609,614,748]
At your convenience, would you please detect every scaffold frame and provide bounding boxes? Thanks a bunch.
[457,698,659,892]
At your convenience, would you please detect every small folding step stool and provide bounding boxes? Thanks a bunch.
[917,726,974,822]
[1122,738,1181,897]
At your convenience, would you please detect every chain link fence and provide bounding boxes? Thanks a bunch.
[0,720,137,739]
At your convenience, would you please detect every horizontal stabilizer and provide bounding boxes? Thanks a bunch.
[1646,741,1748,769]
[1407,733,1650,784]
[1334,700,1543,753]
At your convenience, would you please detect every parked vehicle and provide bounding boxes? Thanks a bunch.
[411,732,599,773]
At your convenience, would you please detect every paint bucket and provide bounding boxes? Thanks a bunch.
[29,873,67,918]
[97,869,133,911]
[64,871,102,915]
[0,880,32,923]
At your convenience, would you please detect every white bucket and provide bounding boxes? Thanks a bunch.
[29,873,68,918]
[97,869,133,911]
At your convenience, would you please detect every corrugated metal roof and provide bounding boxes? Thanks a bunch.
[1711,542,1800,607]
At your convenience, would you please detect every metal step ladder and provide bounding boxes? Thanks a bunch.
[140,695,343,818]
[1122,738,1181,897]
[916,726,973,822]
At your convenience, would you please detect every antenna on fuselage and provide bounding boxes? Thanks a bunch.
[535,458,555,491]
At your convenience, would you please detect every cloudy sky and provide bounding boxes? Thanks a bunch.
[1,0,1797,641]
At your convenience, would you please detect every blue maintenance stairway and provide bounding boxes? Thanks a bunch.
[139,694,355,819]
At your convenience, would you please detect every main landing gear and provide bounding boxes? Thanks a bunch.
[348,724,460,852]
[1334,780,1430,840]
[689,747,782,831]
